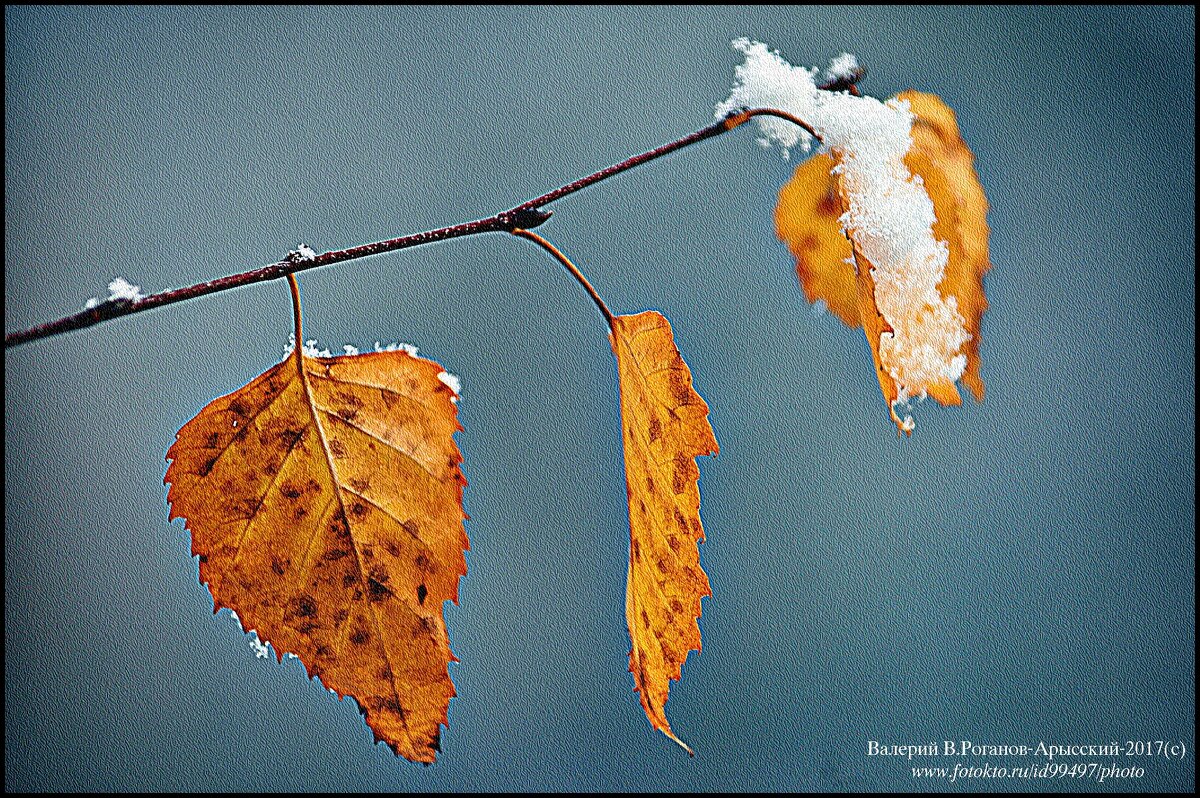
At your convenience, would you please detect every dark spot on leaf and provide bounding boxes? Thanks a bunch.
[204,432,220,448]
[335,391,363,410]
[350,501,367,519]
[672,454,692,494]
[668,369,691,404]
[281,482,302,500]
[270,556,286,576]
[342,573,357,588]
[350,628,370,646]
[817,186,840,216]
[648,417,661,443]
[416,584,427,605]
[278,427,304,448]
[325,548,349,562]
[288,594,318,619]
[329,509,350,540]
[329,438,347,458]
[385,541,401,558]
[641,609,650,628]
[367,578,391,602]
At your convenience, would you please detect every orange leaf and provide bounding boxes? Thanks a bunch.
[610,311,718,754]
[774,151,858,326]
[775,91,992,430]
[165,347,467,763]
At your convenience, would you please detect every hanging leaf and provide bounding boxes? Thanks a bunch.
[165,346,467,763]
[774,90,992,429]
[610,311,718,754]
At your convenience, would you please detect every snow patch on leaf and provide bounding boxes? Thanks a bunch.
[721,39,970,410]
[248,631,272,659]
[437,371,462,403]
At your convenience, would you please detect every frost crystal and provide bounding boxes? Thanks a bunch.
[719,39,970,414]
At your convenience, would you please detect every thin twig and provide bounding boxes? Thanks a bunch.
[511,229,615,330]
[4,72,858,349]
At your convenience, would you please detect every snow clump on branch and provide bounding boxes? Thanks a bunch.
[717,39,970,418]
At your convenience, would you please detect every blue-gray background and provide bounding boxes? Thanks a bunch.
[5,6,1194,792]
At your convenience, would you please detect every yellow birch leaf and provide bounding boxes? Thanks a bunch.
[165,346,467,763]
[610,311,718,754]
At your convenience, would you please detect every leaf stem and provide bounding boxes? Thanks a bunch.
[511,229,615,330]
[287,274,304,377]
[4,72,854,349]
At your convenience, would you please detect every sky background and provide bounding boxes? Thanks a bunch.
[5,6,1194,792]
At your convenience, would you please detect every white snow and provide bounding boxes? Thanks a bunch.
[107,276,144,302]
[248,631,272,659]
[715,38,820,157]
[374,341,418,356]
[823,52,860,83]
[83,276,146,309]
[288,244,318,262]
[283,335,427,362]
[718,39,971,421]
[282,332,332,359]
[437,371,462,403]
[280,336,463,406]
